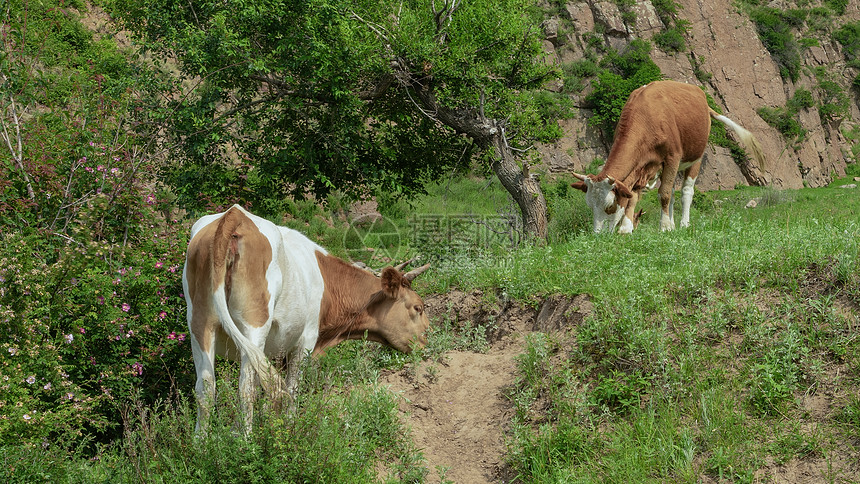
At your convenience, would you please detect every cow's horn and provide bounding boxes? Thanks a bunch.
[606,175,616,184]
[403,263,431,281]
[572,172,587,181]
[394,258,414,272]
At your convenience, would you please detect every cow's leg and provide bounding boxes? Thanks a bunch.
[282,333,317,408]
[658,167,677,231]
[618,191,640,234]
[237,326,272,434]
[679,160,702,228]
[190,325,217,434]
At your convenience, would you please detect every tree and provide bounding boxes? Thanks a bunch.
[108,0,562,238]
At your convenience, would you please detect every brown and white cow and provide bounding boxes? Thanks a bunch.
[182,205,430,432]
[573,80,767,233]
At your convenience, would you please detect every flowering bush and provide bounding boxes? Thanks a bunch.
[0,0,198,448]
[0,219,194,447]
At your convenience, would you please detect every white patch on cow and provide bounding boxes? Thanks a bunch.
[584,177,625,233]
[680,175,697,228]
[661,190,676,232]
[645,171,660,191]
[618,215,635,234]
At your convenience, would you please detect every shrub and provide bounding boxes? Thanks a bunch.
[748,7,803,82]
[813,69,850,124]
[586,40,662,138]
[0,222,191,448]
[834,21,860,64]
[653,25,688,53]
[825,0,848,15]
[0,0,192,449]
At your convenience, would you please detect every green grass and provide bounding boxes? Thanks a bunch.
[5,177,858,482]
[494,182,860,482]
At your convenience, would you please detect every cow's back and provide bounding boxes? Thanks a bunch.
[262,226,328,358]
[620,81,711,162]
[184,205,326,361]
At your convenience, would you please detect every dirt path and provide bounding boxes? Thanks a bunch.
[381,339,524,483]
[379,291,593,483]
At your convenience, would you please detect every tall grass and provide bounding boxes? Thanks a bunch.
[6,177,858,482]
[499,184,860,482]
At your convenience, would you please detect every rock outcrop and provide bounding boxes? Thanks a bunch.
[539,0,860,190]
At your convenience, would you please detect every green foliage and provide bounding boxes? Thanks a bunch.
[834,20,860,66]
[0,226,191,448]
[590,370,652,415]
[757,105,806,143]
[650,0,691,53]
[812,67,850,125]
[544,176,591,243]
[748,7,804,82]
[824,0,848,15]
[653,24,689,53]
[508,418,599,481]
[561,57,600,94]
[107,0,562,219]
[756,88,815,146]
[614,0,638,26]
[0,0,191,449]
[585,40,663,138]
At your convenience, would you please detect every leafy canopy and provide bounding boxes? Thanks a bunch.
[108,0,561,215]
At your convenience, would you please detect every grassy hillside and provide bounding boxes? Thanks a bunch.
[4,175,858,482]
[2,0,859,481]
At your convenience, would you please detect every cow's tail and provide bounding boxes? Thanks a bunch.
[210,206,283,396]
[709,108,767,169]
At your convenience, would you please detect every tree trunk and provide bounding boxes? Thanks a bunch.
[488,135,548,241]
[407,82,549,241]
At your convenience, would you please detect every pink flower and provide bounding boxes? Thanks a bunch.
[131,362,143,376]
[177,333,186,342]
[97,296,105,305]
[158,311,167,320]
[96,164,105,172]
[155,261,163,269]
[145,194,156,205]
[7,348,17,356]
[167,332,176,340]
[121,303,130,312]
[79,327,86,334]
[168,265,178,273]
[126,330,134,338]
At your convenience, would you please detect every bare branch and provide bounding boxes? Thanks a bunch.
[0,87,35,200]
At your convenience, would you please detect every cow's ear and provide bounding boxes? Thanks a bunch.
[571,181,588,192]
[380,267,403,298]
[613,180,634,199]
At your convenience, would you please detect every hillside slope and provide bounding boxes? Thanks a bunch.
[539,0,860,190]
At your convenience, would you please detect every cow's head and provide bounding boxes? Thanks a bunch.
[572,173,634,233]
[369,264,432,353]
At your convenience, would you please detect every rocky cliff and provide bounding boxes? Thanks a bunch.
[539,0,860,190]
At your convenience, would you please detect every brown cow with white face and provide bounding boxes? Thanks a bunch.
[573,80,766,233]
[183,205,431,433]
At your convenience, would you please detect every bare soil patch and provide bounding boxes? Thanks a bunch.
[380,291,592,483]
[381,289,859,483]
